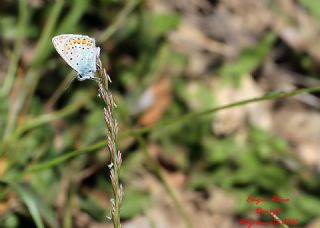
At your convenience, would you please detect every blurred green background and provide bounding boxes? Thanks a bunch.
[1,0,320,227]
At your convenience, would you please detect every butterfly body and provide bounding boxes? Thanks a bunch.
[52,34,100,81]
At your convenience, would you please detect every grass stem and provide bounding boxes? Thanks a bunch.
[96,58,123,227]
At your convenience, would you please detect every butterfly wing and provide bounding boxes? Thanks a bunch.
[52,34,98,79]
[52,34,76,70]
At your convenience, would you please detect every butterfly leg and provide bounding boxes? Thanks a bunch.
[106,73,112,83]
[92,76,101,83]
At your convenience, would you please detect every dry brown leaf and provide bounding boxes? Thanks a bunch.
[138,77,172,126]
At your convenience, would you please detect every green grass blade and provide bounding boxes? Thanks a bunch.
[299,0,320,23]
[98,0,140,42]
[25,141,105,173]
[23,86,320,173]
[31,0,64,67]
[12,184,45,228]
[0,0,28,97]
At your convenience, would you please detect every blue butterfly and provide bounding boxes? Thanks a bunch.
[52,34,100,81]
